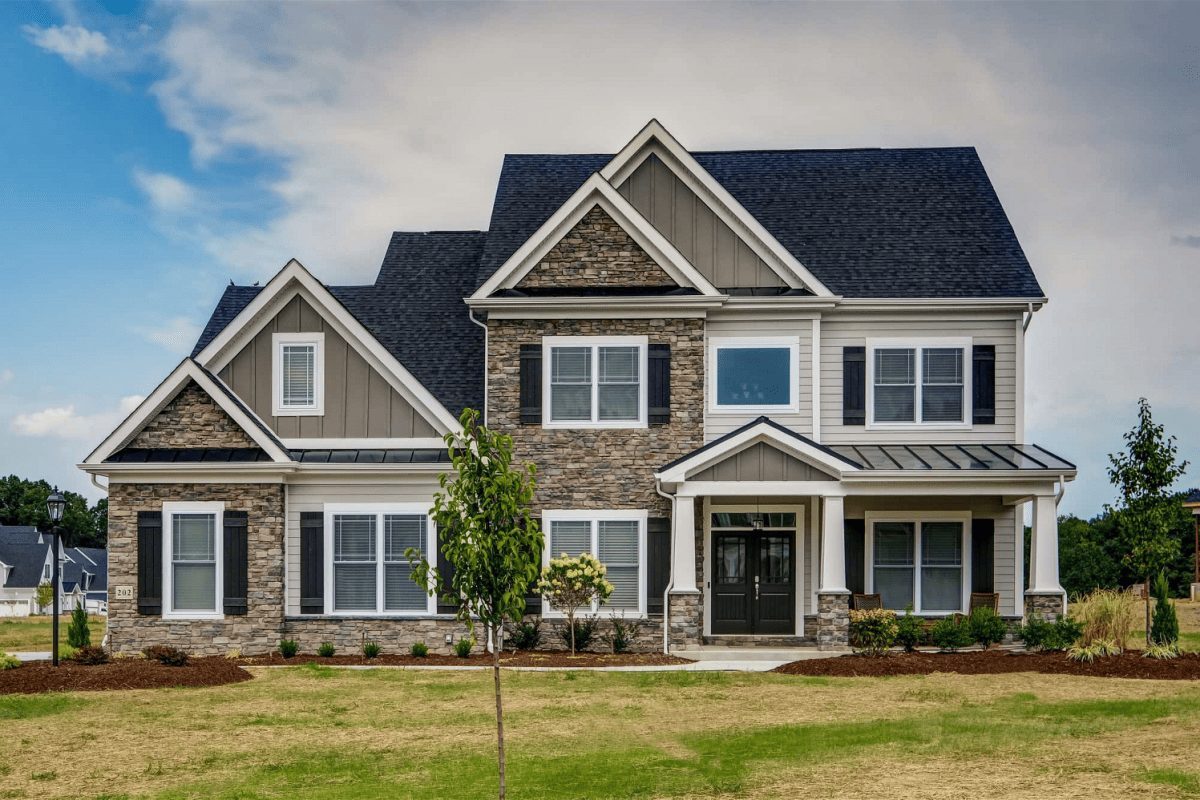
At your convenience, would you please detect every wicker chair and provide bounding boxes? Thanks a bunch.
[852,593,883,611]
[969,592,1000,613]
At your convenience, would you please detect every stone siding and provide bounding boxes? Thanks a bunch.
[667,592,702,649]
[816,592,851,650]
[1024,591,1066,623]
[129,382,256,449]
[516,206,676,289]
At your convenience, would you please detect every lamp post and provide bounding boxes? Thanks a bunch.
[45,488,66,667]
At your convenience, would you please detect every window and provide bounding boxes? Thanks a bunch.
[868,515,968,614]
[324,505,435,615]
[273,332,324,416]
[543,337,646,427]
[543,511,646,616]
[162,502,223,619]
[710,338,799,412]
[43,564,50,581]
[867,339,969,426]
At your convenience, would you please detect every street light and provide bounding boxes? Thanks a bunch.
[46,488,65,667]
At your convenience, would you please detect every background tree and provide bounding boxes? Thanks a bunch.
[409,408,541,800]
[0,476,107,547]
[536,553,613,654]
[34,582,53,612]
[1107,398,1188,645]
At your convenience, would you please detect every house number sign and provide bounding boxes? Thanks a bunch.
[113,585,134,600]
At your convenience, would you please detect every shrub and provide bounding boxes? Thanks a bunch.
[557,616,598,653]
[278,639,299,659]
[362,640,381,659]
[67,605,90,648]
[608,616,644,654]
[0,653,20,670]
[1067,642,1103,663]
[1143,642,1180,660]
[1150,572,1179,647]
[225,649,242,660]
[967,607,1008,649]
[537,554,613,654]
[895,606,925,652]
[317,642,336,658]
[72,645,109,665]
[508,618,542,651]
[143,645,188,666]
[1020,615,1083,652]
[930,616,973,652]
[454,637,474,658]
[849,608,898,656]
[410,641,429,658]
[1071,588,1137,652]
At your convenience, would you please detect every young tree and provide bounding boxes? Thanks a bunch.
[1150,571,1179,647]
[537,553,612,655]
[67,602,91,648]
[409,408,541,800]
[34,581,53,612]
[1107,398,1189,645]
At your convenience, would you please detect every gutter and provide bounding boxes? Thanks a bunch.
[653,478,676,655]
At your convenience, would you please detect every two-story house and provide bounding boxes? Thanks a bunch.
[80,121,1074,655]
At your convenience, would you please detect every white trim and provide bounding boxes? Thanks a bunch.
[599,120,833,297]
[1014,502,1025,616]
[542,335,648,429]
[272,332,325,417]
[864,510,972,615]
[83,359,291,465]
[655,419,856,484]
[471,174,722,300]
[280,437,447,450]
[541,509,648,619]
[162,501,225,620]
[866,337,972,430]
[811,318,821,442]
[322,502,437,617]
[707,336,801,415]
[1014,318,1025,442]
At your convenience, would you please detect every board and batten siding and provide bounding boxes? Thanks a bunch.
[285,480,443,616]
[217,295,439,440]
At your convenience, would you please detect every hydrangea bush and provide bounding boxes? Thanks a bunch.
[536,553,613,654]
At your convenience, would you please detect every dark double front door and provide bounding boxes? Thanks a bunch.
[711,532,795,635]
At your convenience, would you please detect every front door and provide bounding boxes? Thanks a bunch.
[711,532,795,634]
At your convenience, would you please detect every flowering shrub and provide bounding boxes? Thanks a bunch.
[536,553,613,654]
[849,608,898,656]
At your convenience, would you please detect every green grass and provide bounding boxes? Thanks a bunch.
[1138,768,1200,796]
[0,615,105,653]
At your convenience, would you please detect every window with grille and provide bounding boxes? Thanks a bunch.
[544,337,646,427]
[545,513,646,616]
[326,506,434,615]
[868,340,968,426]
[273,333,324,415]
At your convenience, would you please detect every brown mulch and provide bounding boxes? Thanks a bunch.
[774,649,1200,681]
[0,657,253,695]
[237,650,690,668]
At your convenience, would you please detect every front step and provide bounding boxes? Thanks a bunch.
[674,645,822,662]
[702,635,815,648]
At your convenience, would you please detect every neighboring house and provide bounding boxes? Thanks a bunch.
[0,526,108,616]
[1184,489,1200,601]
[80,121,1074,655]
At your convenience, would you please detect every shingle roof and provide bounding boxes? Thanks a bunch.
[63,547,107,595]
[0,527,49,589]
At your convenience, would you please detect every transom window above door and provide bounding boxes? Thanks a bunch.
[273,332,325,416]
[867,338,970,427]
[543,336,647,428]
[709,337,799,413]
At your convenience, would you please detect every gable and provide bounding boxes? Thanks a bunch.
[618,154,785,290]
[217,294,440,440]
[691,441,836,482]
[129,380,256,450]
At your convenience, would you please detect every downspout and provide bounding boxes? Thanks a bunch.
[89,473,108,494]
[654,478,676,655]
[1021,302,1034,333]
[468,309,488,426]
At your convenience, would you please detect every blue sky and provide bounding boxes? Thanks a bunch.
[1,0,1197,516]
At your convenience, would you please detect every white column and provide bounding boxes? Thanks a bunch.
[1027,493,1064,594]
[671,495,699,593]
[818,495,848,594]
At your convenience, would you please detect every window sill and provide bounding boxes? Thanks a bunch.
[285,613,459,622]
[865,422,971,432]
[162,612,225,621]
[541,421,648,430]
[709,406,799,416]
[273,408,325,417]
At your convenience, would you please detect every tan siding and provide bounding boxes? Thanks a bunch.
[693,442,835,482]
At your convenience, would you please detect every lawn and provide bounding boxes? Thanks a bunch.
[3,667,1200,799]
[0,615,106,653]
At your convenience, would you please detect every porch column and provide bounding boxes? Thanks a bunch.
[671,495,698,593]
[1025,492,1065,621]
[816,495,850,651]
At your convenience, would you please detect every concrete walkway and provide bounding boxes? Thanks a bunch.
[11,651,51,662]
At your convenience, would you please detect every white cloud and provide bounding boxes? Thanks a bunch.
[132,168,196,214]
[11,395,143,441]
[0,369,13,386]
[23,24,111,65]
[133,316,202,354]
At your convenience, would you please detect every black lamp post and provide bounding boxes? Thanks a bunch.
[46,488,66,667]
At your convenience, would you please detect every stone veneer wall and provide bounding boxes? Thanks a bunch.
[667,593,702,649]
[129,382,256,449]
[516,207,676,290]
[1024,592,1066,623]
[815,592,851,651]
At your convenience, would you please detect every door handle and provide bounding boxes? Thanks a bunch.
[755,575,760,600]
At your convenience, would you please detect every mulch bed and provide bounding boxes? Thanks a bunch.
[237,650,690,668]
[774,649,1200,680]
[0,657,254,695]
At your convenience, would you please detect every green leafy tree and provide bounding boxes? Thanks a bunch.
[0,476,107,547]
[409,409,541,800]
[536,553,613,655]
[1058,514,1122,597]
[67,603,91,648]
[1107,398,1189,646]
[1150,572,1179,646]
[34,582,53,612]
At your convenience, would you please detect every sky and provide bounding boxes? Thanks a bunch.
[0,0,1197,516]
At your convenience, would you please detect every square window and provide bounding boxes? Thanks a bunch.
[871,519,965,613]
[545,338,645,426]
[326,507,435,615]
[543,514,645,617]
[710,338,798,412]
[869,341,969,426]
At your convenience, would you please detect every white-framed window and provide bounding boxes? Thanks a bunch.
[162,501,224,619]
[708,337,800,413]
[42,564,50,581]
[866,338,970,428]
[542,336,647,428]
[865,512,971,614]
[542,510,647,618]
[323,504,437,616]
[272,332,325,416]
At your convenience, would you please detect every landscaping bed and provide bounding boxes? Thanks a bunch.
[237,650,690,668]
[0,657,253,695]
[774,649,1200,680]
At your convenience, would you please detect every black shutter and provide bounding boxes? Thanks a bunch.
[971,518,995,593]
[519,344,542,424]
[299,512,324,614]
[648,345,671,425]
[436,532,459,614]
[646,517,671,614]
[523,520,543,615]
[972,345,996,425]
[843,346,866,425]
[222,511,248,616]
[844,518,866,595]
[137,511,162,616]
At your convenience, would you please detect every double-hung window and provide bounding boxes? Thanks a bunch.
[867,514,968,614]
[543,511,646,616]
[162,501,223,619]
[324,505,435,615]
[868,339,969,426]
[709,337,799,413]
[273,332,324,416]
[543,336,647,427]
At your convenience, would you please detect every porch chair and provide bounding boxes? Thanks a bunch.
[851,593,883,611]
[968,592,1000,614]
